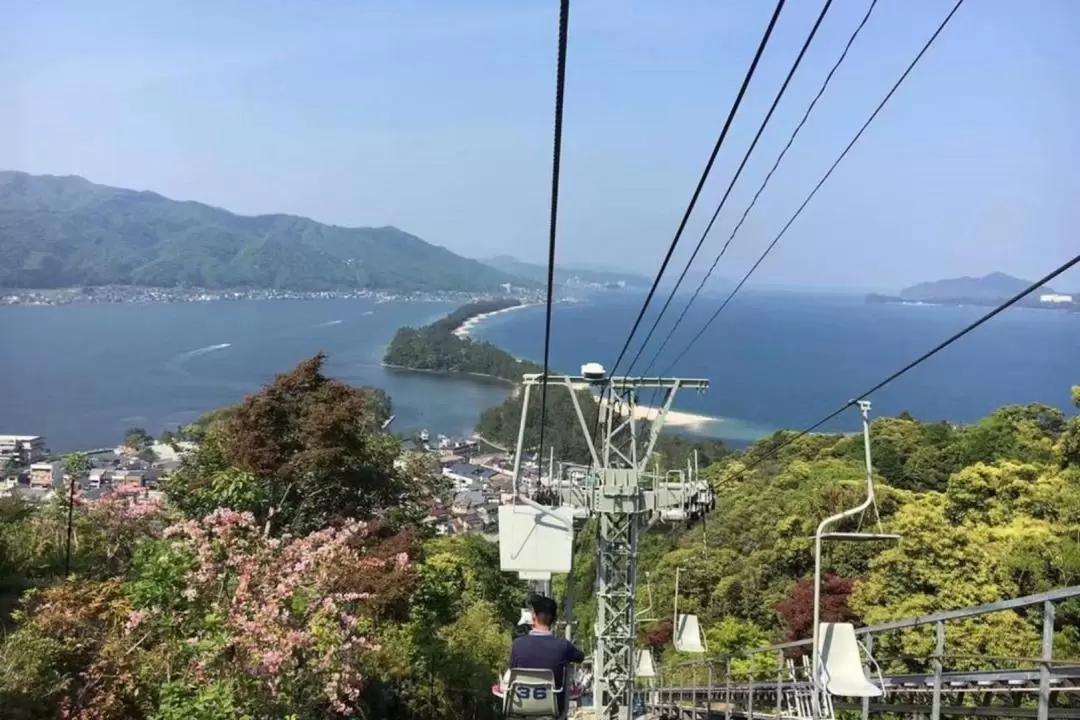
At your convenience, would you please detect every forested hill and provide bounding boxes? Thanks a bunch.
[0,171,527,292]
[606,388,1080,681]
[383,299,542,381]
[901,271,1055,301]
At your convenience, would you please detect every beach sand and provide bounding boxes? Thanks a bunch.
[453,303,537,339]
[598,395,718,431]
[455,304,720,431]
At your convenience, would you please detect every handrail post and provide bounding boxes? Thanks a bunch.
[692,663,698,716]
[1039,598,1055,720]
[724,658,732,720]
[776,650,783,716]
[862,633,874,720]
[747,659,755,720]
[931,620,944,720]
[707,662,714,719]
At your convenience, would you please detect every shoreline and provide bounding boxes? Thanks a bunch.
[380,362,516,386]
[452,302,539,340]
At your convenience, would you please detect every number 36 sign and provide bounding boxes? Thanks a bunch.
[515,686,550,700]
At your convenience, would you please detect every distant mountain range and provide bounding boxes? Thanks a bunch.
[482,255,651,287]
[0,172,530,293]
[867,272,1074,310]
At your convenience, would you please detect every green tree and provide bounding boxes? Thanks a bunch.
[167,353,412,535]
[122,428,152,450]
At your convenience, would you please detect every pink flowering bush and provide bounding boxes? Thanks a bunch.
[130,508,413,717]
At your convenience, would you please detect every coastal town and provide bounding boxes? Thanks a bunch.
[0,284,549,307]
[0,428,550,539]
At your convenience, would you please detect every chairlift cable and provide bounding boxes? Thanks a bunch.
[638,0,881,380]
[536,0,571,484]
[658,0,968,378]
[590,0,789,465]
[624,0,838,377]
[604,0,789,384]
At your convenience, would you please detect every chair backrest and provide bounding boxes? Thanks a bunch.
[503,668,561,718]
[673,614,706,653]
[817,622,883,698]
[636,649,656,678]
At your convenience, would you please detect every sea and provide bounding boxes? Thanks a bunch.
[0,290,1076,453]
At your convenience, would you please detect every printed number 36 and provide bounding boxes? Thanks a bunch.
[516,686,548,700]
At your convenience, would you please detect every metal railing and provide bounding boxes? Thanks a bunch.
[648,585,1080,719]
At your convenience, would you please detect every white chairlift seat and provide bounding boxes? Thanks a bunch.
[636,649,656,678]
[817,623,883,698]
[673,614,706,653]
[502,668,563,719]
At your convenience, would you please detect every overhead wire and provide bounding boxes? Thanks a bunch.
[535,0,571,481]
[604,0,789,383]
[588,0,789,465]
[639,0,881,379]
[658,0,968,378]
[724,251,1080,480]
[624,0,838,377]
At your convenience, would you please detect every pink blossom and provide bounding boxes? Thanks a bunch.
[125,609,146,634]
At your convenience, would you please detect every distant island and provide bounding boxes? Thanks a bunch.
[382,299,542,382]
[868,272,1076,312]
[0,171,532,293]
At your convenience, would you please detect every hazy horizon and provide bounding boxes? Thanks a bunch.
[3,1,1077,291]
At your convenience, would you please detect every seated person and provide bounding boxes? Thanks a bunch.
[507,595,585,717]
[493,622,535,696]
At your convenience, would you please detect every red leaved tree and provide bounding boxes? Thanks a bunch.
[776,574,859,643]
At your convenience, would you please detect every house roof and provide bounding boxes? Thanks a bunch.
[446,462,497,480]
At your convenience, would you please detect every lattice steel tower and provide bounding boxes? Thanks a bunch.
[510,368,709,719]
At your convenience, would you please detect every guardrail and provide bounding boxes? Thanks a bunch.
[648,585,1080,720]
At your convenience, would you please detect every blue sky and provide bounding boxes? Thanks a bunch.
[2,0,1076,291]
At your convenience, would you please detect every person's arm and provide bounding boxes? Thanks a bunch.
[565,640,585,664]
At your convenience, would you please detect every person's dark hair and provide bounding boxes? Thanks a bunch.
[530,595,558,627]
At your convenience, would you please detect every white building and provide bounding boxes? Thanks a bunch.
[0,435,46,465]
[29,461,64,489]
[1039,293,1074,304]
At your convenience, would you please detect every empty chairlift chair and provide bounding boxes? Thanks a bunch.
[672,567,707,654]
[816,623,883,698]
[636,649,656,679]
[502,668,562,719]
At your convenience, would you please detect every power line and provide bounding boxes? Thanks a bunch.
[726,251,1080,479]
[588,0,788,463]
[624,0,837,376]
[536,0,571,469]
[660,0,967,378]
[639,0,880,378]
[605,0,788,382]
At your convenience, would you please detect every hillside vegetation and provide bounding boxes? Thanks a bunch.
[0,171,525,292]
[0,349,1075,717]
[625,389,1080,682]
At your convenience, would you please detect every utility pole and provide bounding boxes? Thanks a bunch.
[511,367,709,719]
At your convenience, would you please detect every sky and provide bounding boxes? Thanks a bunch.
[2,0,1077,292]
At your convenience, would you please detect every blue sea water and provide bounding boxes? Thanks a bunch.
[0,299,512,453]
[473,291,1079,440]
[0,290,1075,452]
